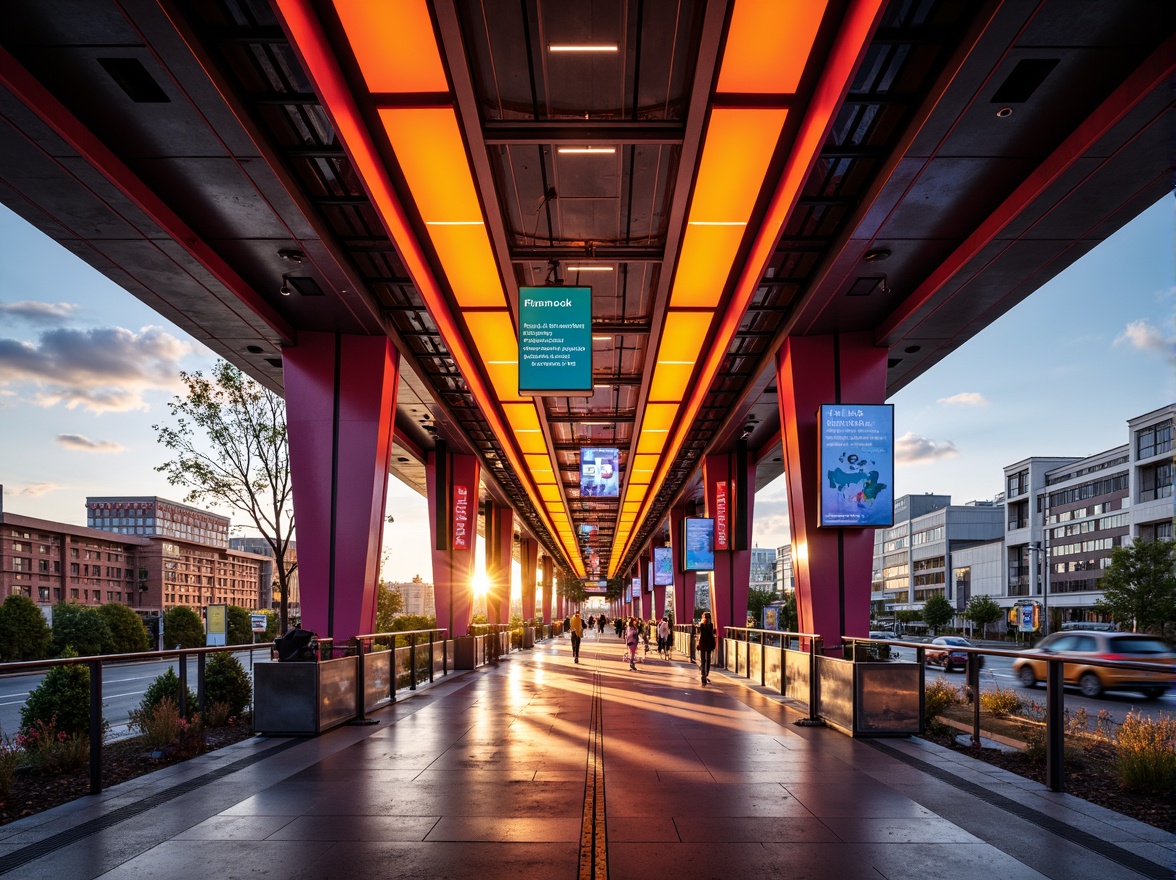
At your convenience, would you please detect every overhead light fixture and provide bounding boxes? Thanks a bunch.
[565,266,614,271]
[591,335,613,341]
[548,44,618,53]
[557,146,617,154]
[279,275,292,296]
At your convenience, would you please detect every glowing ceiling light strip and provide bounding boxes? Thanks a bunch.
[274,0,576,572]
[609,0,884,575]
[548,44,618,52]
[557,147,617,154]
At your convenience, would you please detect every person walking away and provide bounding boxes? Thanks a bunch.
[570,610,584,663]
[697,611,716,685]
[598,614,607,635]
[657,616,671,658]
[625,618,639,670]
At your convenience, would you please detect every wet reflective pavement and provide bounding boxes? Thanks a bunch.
[0,632,1171,879]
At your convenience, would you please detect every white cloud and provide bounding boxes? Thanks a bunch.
[895,432,959,465]
[0,326,193,413]
[15,482,64,498]
[1114,319,1174,357]
[0,301,78,325]
[936,392,989,407]
[55,434,126,454]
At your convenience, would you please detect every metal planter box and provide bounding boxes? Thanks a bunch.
[253,656,358,736]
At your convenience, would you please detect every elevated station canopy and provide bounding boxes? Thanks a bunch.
[0,0,1170,583]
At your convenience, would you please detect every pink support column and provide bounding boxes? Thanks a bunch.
[669,504,696,625]
[776,332,887,655]
[485,501,513,628]
[540,555,553,624]
[638,548,652,621]
[520,537,538,622]
[284,333,398,641]
[426,447,479,638]
[704,452,756,656]
[652,549,668,625]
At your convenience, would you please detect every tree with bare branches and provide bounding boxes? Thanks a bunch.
[154,361,297,634]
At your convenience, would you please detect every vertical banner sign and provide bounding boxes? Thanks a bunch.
[817,403,895,527]
[653,547,673,586]
[714,481,729,550]
[453,484,470,550]
[205,604,227,647]
[518,286,593,395]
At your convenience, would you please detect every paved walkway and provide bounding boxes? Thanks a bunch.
[0,632,1172,880]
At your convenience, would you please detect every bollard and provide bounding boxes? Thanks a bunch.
[178,652,188,718]
[89,660,103,794]
[1046,658,1065,792]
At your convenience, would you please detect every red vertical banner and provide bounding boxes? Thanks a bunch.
[453,484,470,550]
[715,480,729,550]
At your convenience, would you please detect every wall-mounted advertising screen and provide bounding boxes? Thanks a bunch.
[817,403,894,527]
[580,447,620,497]
[518,286,593,395]
[681,517,715,572]
[630,579,641,598]
[653,547,673,586]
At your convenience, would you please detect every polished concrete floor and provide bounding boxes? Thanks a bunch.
[0,632,1172,880]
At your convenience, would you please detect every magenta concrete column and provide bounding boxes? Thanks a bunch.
[426,450,479,638]
[668,504,696,625]
[704,453,755,652]
[540,555,553,624]
[776,332,887,655]
[520,537,538,622]
[485,501,513,627]
[283,333,398,641]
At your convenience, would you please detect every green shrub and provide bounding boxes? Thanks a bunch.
[0,594,52,661]
[226,605,254,645]
[97,603,150,654]
[0,730,20,799]
[1115,710,1176,795]
[163,606,205,649]
[16,716,89,774]
[50,603,114,657]
[924,676,961,725]
[131,696,186,749]
[204,700,232,728]
[139,667,198,719]
[20,648,97,737]
[204,653,252,718]
[979,686,1021,718]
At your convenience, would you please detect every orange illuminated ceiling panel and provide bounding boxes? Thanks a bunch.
[716,0,828,94]
[333,0,447,93]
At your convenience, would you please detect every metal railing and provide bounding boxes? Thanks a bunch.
[0,643,271,795]
[349,628,449,717]
[842,635,1175,792]
[723,627,825,726]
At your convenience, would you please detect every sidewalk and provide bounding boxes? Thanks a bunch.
[0,633,1171,879]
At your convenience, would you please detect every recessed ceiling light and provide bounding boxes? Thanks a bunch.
[863,248,891,263]
[996,107,1013,118]
[548,43,618,53]
[565,266,614,271]
[557,146,617,155]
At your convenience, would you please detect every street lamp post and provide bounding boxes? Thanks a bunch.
[1028,542,1049,637]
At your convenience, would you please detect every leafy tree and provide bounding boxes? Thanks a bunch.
[962,595,1003,639]
[376,582,405,633]
[154,361,297,634]
[779,590,798,633]
[138,667,198,718]
[922,594,955,635]
[97,603,150,654]
[263,610,281,641]
[226,605,254,645]
[1095,540,1176,633]
[20,648,97,736]
[204,653,252,717]
[557,571,588,606]
[51,603,114,657]
[895,609,921,631]
[163,606,205,649]
[746,587,777,626]
[0,594,52,661]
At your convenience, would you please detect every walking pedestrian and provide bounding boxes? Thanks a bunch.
[696,611,716,685]
[570,610,584,663]
[625,617,639,670]
[657,616,671,658]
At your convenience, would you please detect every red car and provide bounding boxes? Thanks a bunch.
[926,636,983,672]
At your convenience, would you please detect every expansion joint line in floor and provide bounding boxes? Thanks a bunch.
[577,670,608,880]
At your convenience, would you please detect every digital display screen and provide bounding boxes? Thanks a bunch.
[518,286,592,395]
[580,447,620,498]
[653,547,673,586]
[817,403,894,527]
[681,518,715,572]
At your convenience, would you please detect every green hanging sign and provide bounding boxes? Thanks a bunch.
[518,286,593,396]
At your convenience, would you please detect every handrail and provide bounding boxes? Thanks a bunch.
[0,641,274,675]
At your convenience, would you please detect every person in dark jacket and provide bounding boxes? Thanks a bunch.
[696,611,716,685]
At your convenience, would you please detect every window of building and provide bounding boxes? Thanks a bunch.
[1139,461,1174,503]
[1007,470,1029,499]
[70,563,79,576]
[38,587,50,601]
[1136,419,1173,460]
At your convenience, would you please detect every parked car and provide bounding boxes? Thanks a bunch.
[869,631,898,641]
[1012,631,1176,699]
[925,636,983,672]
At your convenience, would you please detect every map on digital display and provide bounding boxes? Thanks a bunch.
[818,404,894,527]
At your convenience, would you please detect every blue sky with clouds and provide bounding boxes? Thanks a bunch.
[0,197,1171,580]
